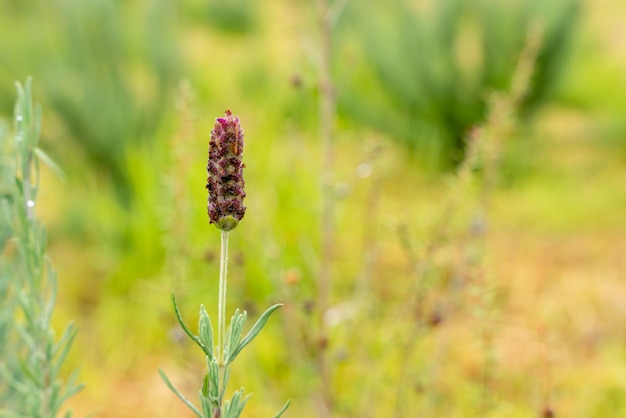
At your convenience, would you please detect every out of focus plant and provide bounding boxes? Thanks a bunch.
[336,0,580,168]
[394,26,545,416]
[0,79,82,416]
[159,110,289,418]
[205,0,258,34]
[0,0,180,203]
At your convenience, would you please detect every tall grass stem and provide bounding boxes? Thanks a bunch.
[316,0,335,415]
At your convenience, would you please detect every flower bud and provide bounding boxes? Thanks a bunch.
[206,110,246,231]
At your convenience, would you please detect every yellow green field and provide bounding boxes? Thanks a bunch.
[2,0,626,417]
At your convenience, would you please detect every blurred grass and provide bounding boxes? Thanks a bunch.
[2,0,626,417]
[335,0,580,169]
[0,0,180,205]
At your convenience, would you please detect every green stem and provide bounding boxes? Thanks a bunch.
[218,230,229,365]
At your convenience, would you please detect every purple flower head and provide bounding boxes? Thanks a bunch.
[206,109,246,231]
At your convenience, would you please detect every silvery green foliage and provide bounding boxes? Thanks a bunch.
[159,296,289,418]
[0,79,82,417]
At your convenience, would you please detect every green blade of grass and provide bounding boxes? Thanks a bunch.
[158,367,203,418]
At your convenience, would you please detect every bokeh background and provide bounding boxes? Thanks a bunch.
[1,0,626,416]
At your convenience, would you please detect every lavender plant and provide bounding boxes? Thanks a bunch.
[159,110,290,418]
[0,78,82,417]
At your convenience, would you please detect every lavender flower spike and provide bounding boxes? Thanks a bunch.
[206,109,246,231]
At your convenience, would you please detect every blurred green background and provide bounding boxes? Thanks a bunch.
[2,0,626,416]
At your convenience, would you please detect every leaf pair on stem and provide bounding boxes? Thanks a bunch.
[159,296,288,418]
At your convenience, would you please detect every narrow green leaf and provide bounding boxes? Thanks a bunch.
[158,367,203,418]
[207,357,220,404]
[219,365,231,402]
[223,389,248,418]
[17,357,43,388]
[34,147,66,181]
[34,103,42,147]
[198,305,214,359]
[234,394,249,418]
[226,304,282,365]
[57,369,84,405]
[12,323,33,349]
[272,399,291,418]
[51,322,75,357]
[202,372,209,397]
[14,177,23,196]
[0,363,31,395]
[226,309,246,359]
[51,323,77,378]
[33,149,41,199]
[17,292,34,329]
[200,392,213,418]
[171,293,210,357]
